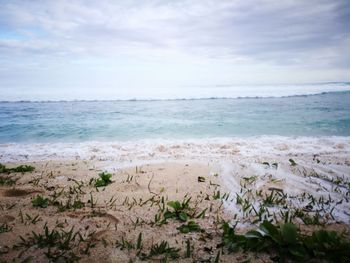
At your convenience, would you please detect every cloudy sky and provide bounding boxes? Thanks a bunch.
[0,0,350,100]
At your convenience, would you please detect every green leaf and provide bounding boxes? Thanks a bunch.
[186,239,191,258]
[167,201,181,211]
[245,230,263,239]
[163,211,175,219]
[32,195,49,208]
[178,226,190,233]
[214,250,220,263]
[260,220,278,237]
[178,212,188,222]
[136,233,142,249]
[289,159,297,166]
[282,223,297,245]
[259,220,281,244]
[288,245,307,259]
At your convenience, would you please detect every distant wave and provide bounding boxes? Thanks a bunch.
[1,89,350,103]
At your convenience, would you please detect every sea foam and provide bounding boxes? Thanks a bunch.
[1,136,349,163]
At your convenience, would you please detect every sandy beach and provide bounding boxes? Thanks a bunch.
[1,161,235,262]
[1,138,350,262]
[2,0,350,261]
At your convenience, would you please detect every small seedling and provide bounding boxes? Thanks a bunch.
[17,224,85,261]
[116,237,135,250]
[0,223,13,233]
[136,232,142,250]
[213,190,221,200]
[32,195,49,208]
[214,250,221,263]
[177,221,201,233]
[185,239,191,258]
[198,176,206,182]
[92,172,113,187]
[262,189,287,206]
[22,213,42,225]
[262,162,270,167]
[242,176,258,184]
[289,159,297,166]
[0,176,17,186]
[139,241,180,260]
[164,197,192,222]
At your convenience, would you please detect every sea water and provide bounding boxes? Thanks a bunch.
[1,90,350,143]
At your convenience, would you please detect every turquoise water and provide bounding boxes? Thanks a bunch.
[1,91,350,143]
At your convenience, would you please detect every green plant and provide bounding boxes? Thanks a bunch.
[303,229,350,261]
[294,209,323,225]
[214,250,221,263]
[242,176,258,184]
[136,232,143,250]
[213,190,221,200]
[92,172,113,187]
[116,232,143,252]
[0,176,17,186]
[0,163,6,173]
[289,159,297,166]
[139,241,180,261]
[262,189,287,206]
[0,163,35,173]
[56,198,85,212]
[116,237,135,250]
[17,224,85,262]
[163,197,193,222]
[177,221,201,233]
[198,176,206,182]
[19,212,42,225]
[0,223,13,233]
[32,195,49,208]
[221,220,350,262]
[185,239,191,258]
[12,165,35,173]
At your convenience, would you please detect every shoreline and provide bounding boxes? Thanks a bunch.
[1,136,350,163]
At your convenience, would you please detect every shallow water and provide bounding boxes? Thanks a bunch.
[1,90,350,143]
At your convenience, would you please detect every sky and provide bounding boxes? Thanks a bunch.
[0,0,350,100]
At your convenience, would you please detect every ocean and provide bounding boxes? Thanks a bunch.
[1,89,350,143]
[1,83,350,163]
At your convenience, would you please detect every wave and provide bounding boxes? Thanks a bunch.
[1,136,350,163]
[1,82,349,103]
[1,90,350,103]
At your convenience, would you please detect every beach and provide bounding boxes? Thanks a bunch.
[1,137,350,262]
[1,0,350,261]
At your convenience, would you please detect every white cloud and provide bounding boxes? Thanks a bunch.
[0,0,349,99]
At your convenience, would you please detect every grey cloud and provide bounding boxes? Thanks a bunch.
[0,0,349,68]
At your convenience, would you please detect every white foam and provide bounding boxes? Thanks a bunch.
[1,136,349,163]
